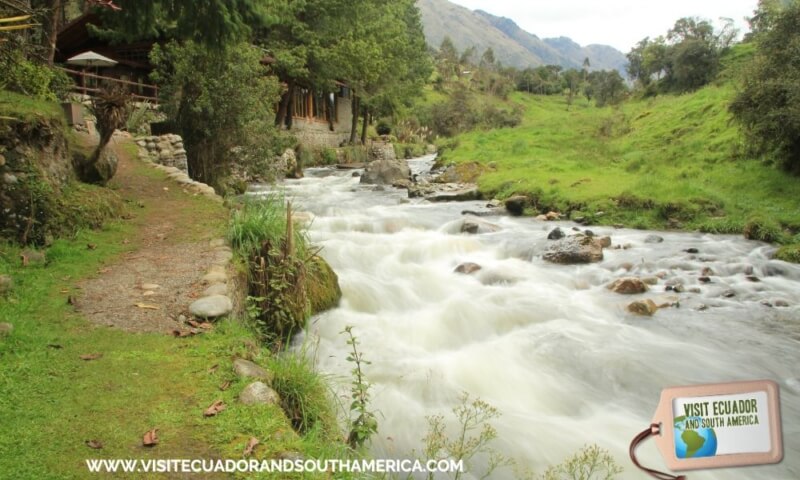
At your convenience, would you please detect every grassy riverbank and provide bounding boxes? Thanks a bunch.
[436,52,800,258]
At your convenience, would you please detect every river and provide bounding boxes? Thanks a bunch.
[250,155,799,479]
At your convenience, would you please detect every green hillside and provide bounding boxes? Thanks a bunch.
[438,75,800,246]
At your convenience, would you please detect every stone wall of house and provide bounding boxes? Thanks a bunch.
[136,134,188,172]
[290,95,353,148]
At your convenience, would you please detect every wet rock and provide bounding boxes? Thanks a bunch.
[233,359,273,382]
[684,248,700,254]
[656,296,680,308]
[547,227,565,240]
[454,263,482,275]
[644,235,664,244]
[239,381,280,405]
[584,230,595,237]
[0,322,12,337]
[0,274,12,294]
[608,277,649,294]
[460,217,499,235]
[722,289,736,298]
[764,264,786,277]
[203,283,228,296]
[189,295,232,319]
[696,304,709,311]
[642,277,659,286]
[774,299,790,308]
[352,171,361,177]
[360,159,410,186]
[761,300,774,308]
[627,299,658,316]
[545,211,561,221]
[698,277,712,284]
[486,199,502,208]
[746,276,761,283]
[743,265,754,275]
[666,284,686,293]
[428,186,479,202]
[597,236,612,248]
[701,267,714,277]
[543,234,605,264]
[504,196,529,216]
[688,287,702,294]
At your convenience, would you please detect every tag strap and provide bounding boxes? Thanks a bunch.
[629,424,687,480]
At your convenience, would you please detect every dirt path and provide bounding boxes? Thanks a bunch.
[74,135,228,333]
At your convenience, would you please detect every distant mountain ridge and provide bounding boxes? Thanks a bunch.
[417,0,628,72]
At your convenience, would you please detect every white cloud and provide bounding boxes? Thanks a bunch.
[447,0,757,51]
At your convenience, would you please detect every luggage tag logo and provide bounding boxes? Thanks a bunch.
[630,380,783,479]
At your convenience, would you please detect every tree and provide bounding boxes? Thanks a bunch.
[562,68,582,108]
[151,41,284,186]
[627,17,724,93]
[93,0,273,47]
[730,1,800,172]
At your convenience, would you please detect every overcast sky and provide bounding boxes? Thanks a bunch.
[447,0,758,52]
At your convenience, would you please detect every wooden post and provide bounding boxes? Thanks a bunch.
[285,201,294,258]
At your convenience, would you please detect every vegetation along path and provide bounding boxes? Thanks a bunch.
[0,137,341,479]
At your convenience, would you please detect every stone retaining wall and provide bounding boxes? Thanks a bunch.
[136,134,188,172]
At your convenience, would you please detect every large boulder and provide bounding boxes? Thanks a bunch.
[542,234,605,264]
[360,159,410,186]
[368,142,397,162]
[280,149,303,179]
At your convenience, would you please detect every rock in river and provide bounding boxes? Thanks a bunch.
[360,159,410,186]
[504,196,529,216]
[627,299,659,316]
[607,277,649,294]
[547,227,565,240]
[543,234,605,264]
[454,263,482,275]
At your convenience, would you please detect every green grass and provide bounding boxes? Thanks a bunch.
[0,90,64,123]
[0,146,350,477]
[439,84,800,237]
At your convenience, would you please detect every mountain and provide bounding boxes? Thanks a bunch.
[416,0,628,72]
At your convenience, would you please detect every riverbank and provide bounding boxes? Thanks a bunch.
[0,138,350,478]
[435,83,800,262]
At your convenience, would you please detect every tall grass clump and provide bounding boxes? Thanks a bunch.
[228,194,307,259]
[228,195,340,345]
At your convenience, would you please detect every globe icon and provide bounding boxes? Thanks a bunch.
[674,416,718,458]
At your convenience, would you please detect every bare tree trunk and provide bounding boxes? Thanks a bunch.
[284,80,295,130]
[275,90,289,127]
[360,106,369,145]
[348,95,359,145]
[44,0,63,65]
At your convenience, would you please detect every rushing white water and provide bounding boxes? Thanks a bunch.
[250,156,799,479]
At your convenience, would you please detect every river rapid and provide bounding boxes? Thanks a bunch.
[250,155,799,479]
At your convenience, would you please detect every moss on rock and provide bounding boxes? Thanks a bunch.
[775,244,800,264]
[306,255,342,315]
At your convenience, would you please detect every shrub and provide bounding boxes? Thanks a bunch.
[376,121,391,136]
[0,45,72,102]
